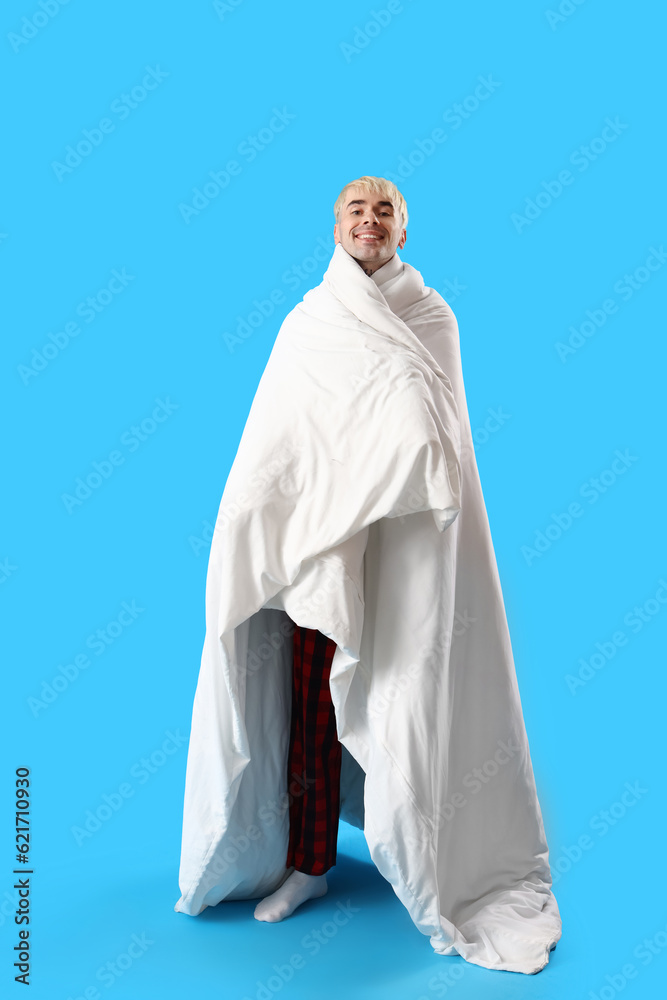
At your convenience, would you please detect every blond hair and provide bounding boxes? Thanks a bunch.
[334,175,408,229]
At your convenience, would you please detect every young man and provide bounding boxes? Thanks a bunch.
[252,182,411,923]
[175,177,562,975]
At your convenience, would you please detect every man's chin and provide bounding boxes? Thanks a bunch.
[351,244,385,259]
[341,239,392,266]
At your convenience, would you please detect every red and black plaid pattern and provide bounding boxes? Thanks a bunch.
[285,623,342,875]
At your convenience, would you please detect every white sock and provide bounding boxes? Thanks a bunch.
[254,869,329,922]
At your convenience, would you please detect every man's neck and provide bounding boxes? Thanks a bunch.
[355,253,395,278]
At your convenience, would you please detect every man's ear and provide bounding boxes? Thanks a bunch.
[399,228,407,248]
[333,222,340,244]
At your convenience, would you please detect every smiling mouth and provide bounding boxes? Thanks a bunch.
[354,233,384,242]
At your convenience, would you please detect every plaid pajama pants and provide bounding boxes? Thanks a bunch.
[285,622,342,876]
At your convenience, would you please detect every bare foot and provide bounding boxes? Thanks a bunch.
[254,870,329,922]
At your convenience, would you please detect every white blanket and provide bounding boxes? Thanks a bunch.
[174,243,562,974]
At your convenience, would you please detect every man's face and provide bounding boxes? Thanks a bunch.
[333,187,407,274]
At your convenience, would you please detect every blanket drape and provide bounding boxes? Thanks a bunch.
[174,242,562,974]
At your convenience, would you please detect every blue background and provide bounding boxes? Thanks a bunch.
[2,0,666,997]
